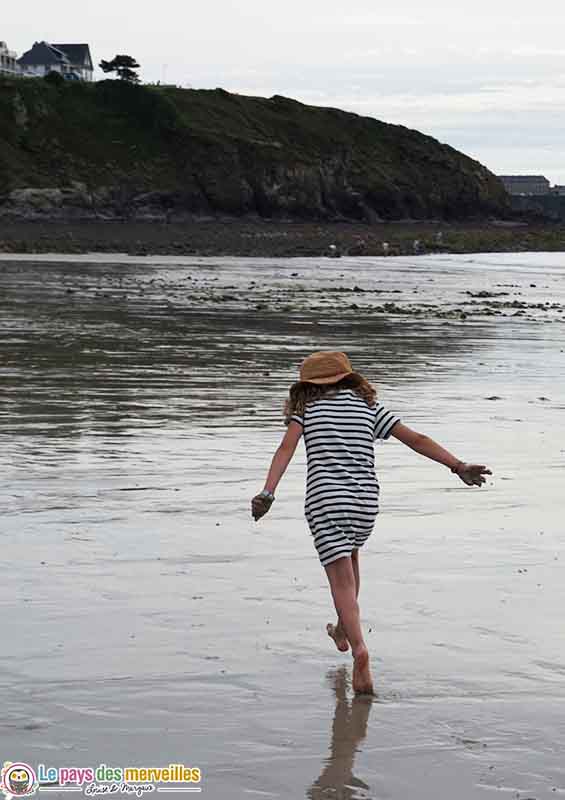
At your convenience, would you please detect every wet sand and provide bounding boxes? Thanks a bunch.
[1,252,565,799]
[2,219,565,258]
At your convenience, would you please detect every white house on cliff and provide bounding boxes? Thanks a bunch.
[18,42,93,81]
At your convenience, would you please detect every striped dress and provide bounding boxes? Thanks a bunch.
[291,389,400,567]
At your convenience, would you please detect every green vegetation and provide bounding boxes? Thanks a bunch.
[0,77,509,220]
[44,71,65,87]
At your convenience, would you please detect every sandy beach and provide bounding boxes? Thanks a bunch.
[1,252,564,799]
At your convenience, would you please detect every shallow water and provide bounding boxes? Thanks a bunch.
[1,252,564,799]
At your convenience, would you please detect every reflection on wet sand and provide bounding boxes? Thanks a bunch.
[308,667,374,800]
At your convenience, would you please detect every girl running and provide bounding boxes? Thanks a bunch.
[251,351,491,694]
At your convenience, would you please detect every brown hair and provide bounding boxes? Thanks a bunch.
[284,372,377,424]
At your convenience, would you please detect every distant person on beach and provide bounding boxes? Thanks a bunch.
[251,351,491,694]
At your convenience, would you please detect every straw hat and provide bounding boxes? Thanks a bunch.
[299,351,354,385]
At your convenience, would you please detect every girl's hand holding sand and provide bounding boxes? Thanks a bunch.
[451,461,492,486]
[252,491,275,521]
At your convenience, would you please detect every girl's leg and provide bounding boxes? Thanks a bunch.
[351,548,360,597]
[325,556,373,694]
[328,549,360,651]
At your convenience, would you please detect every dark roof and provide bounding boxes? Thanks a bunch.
[498,175,549,182]
[52,44,93,69]
[18,41,69,67]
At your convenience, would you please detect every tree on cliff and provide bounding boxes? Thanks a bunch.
[99,55,140,83]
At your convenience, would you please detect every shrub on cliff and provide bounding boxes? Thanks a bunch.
[99,55,140,83]
[44,71,65,87]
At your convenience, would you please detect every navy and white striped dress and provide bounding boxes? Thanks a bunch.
[291,389,400,567]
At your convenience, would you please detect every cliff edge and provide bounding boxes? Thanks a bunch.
[0,78,508,222]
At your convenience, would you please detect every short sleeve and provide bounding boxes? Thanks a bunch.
[374,403,400,440]
[289,413,304,427]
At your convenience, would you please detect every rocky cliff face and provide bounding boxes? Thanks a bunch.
[0,78,509,222]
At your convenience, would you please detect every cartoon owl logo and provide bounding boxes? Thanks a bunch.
[1,763,38,799]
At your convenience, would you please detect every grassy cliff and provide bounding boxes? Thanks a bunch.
[0,77,508,221]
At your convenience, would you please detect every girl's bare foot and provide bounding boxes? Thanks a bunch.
[352,647,374,695]
[327,622,349,652]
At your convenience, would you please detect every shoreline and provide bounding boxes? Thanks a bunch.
[1,219,565,258]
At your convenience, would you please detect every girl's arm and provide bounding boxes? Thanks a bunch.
[252,421,303,520]
[390,423,491,486]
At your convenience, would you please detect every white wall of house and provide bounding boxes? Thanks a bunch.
[20,64,73,79]
[20,64,53,77]
[19,65,93,80]
[0,40,19,75]
[19,60,93,81]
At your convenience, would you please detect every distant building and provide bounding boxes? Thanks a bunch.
[18,41,93,81]
[498,175,550,196]
[52,44,93,81]
[0,40,19,76]
[551,185,565,196]
[18,41,71,78]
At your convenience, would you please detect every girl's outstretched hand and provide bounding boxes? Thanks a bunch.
[251,493,274,521]
[454,463,492,487]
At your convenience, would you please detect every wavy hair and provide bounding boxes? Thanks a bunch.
[284,372,377,424]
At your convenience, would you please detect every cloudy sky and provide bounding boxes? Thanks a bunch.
[7,0,565,182]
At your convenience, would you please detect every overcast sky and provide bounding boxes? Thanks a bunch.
[6,0,565,182]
